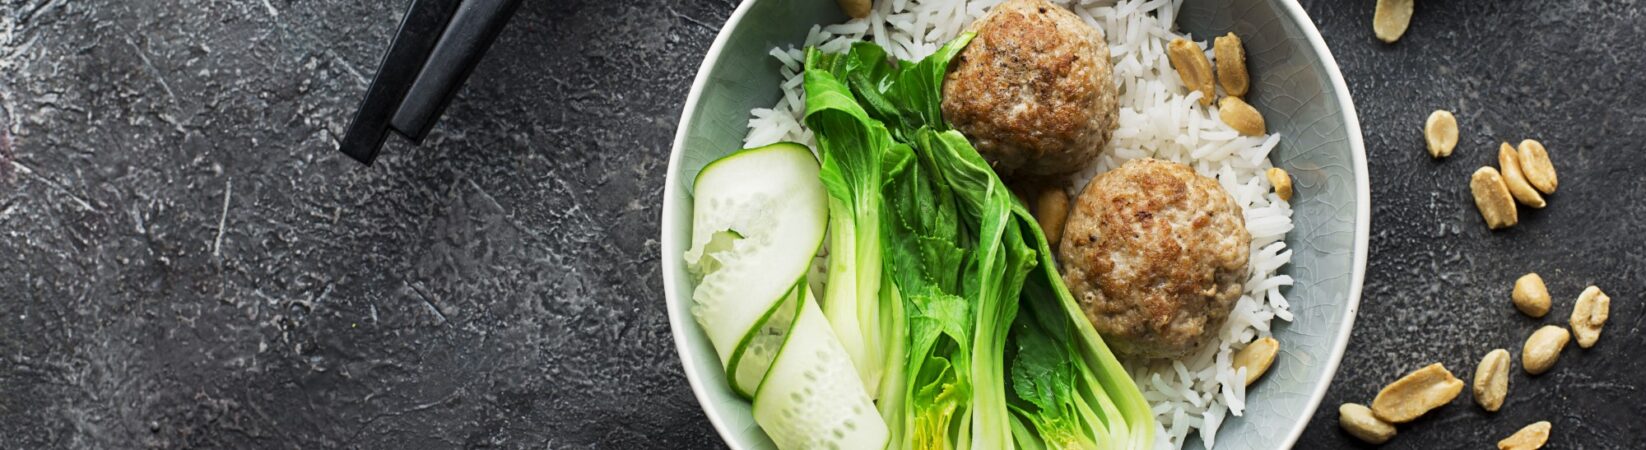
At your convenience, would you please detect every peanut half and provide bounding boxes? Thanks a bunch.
[1512,273,1552,318]
[1339,403,1397,445]
[1214,33,1248,98]
[1470,167,1518,229]
[1498,421,1552,450]
[1373,0,1415,43]
[1425,110,1458,158]
[1517,139,1558,194]
[836,0,871,19]
[1233,336,1278,385]
[1570,286,1611,348]
[1167,38,1215,105]
[1267,167,1293,202]
[1219,96,1266,136]
[1371,363,1465,423]
[1034,187,1070,247]
[1472,348,1510,412]
[1521,325,1569,375]
[1498,143,1547,208]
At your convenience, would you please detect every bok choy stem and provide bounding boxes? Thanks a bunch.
[804,67,893,396]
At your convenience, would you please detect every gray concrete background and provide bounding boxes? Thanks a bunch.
[0,0,1639,448]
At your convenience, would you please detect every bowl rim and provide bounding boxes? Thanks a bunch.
[659,1,1370,448]
[1263,0,1370,447]
[660,1,764,446]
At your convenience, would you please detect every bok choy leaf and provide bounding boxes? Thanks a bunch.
[803,63,898,398]
[801,32,1153,450]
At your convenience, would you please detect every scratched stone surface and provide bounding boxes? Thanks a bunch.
[0,0,1640,449]
[0,0,730,447]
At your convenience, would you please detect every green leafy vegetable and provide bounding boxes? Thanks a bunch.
[803,61,898,397]
[801,33,1154,450]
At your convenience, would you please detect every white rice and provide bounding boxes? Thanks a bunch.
[741,1,1296,448]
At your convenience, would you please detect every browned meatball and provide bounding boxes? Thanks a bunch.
[941,0,1119,178]
[1057,159,1251,358]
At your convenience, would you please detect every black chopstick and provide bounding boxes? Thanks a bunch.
[391,0,523,143]
[339,0,463,164]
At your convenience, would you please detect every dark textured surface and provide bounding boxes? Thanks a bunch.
[0,0,727,447]
[0,1,1639,449]
[1295,1,1645,448]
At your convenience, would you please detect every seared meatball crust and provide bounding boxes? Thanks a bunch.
[1057,159,1251,359]
[941,0,1119,178]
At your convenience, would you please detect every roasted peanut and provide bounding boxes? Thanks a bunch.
[1234,336,1278,385]
[1472,348,1510,412]
[837,0,871,19]
[1470,167,1518,230]
[1167,38,1215,105]
[1570,286,1610,348]
[1498,421,1551,450]
[1425,110,1458,158]
[1373,0,1414,43]
[1267,167,1293,202]
[1219,96,1266,136]
[1517,139,1557,194]
[1371,363,1465,423]
[1498,143,1546,208]
[1512,273,1551,318]
[1521,326,1569,375]
[1034,187,1070,247]
[1214,33,1248,98]
[1339,403,1397,445]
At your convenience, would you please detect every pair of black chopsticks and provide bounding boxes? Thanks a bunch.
[339,0,523,165]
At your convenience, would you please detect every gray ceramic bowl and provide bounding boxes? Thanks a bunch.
[660,1,1369,448]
